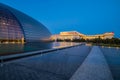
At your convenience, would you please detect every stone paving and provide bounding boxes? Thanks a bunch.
[0,46,116,80]
[100,47,120,80]
[0,45,91,80]
[70,46,113,80]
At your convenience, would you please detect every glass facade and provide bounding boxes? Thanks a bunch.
[0,3,51,42]
[0,6,24,42]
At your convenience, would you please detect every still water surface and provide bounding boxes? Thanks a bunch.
[0,42,79,56]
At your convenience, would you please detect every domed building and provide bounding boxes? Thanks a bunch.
[0,3,51,43]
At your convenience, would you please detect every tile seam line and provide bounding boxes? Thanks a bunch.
[99,46,114,80]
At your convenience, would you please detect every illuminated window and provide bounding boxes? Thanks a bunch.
[0,7,24,41]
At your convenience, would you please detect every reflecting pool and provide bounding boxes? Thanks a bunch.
[0,42,80,56]
[0,45,91,80]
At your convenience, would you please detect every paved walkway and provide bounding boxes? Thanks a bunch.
[0,45,91,80]
[100,47,120,80]
[0,46,114,80]
[70,46,113,80]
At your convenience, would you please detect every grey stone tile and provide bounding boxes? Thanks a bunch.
[70,46,113,80]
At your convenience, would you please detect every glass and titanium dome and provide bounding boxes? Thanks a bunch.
[0,3,51,43]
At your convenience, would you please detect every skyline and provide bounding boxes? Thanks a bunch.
[0,0,119,38]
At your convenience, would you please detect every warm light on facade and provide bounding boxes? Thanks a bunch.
[51,31,114,40]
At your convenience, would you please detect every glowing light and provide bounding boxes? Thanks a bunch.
[51,31,114,40]
[2,22,6,25]
[116,47,119,49]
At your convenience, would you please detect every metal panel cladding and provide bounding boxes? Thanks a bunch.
[0,3,51,42]
[0,6,24,41]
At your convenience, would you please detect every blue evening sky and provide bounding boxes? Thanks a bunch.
[0,0,120,37]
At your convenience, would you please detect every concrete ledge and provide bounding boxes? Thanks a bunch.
[70,46,113,80]
[0,43,83,63]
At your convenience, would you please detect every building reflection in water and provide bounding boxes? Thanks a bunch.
[52,42,80,48]
[0,42,53,56]
[0,42,79,56]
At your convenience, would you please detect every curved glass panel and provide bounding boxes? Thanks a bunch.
[0,3,51,42]
[8,7,52,41]
[0,7,24,42]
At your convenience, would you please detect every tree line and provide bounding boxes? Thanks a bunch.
[55,38,120,44]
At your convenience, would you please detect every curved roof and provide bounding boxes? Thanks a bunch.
[0,3,51,42]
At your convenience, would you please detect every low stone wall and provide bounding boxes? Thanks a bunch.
[70,46,113,80]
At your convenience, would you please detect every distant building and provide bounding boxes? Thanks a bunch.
[51,31,114,40]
